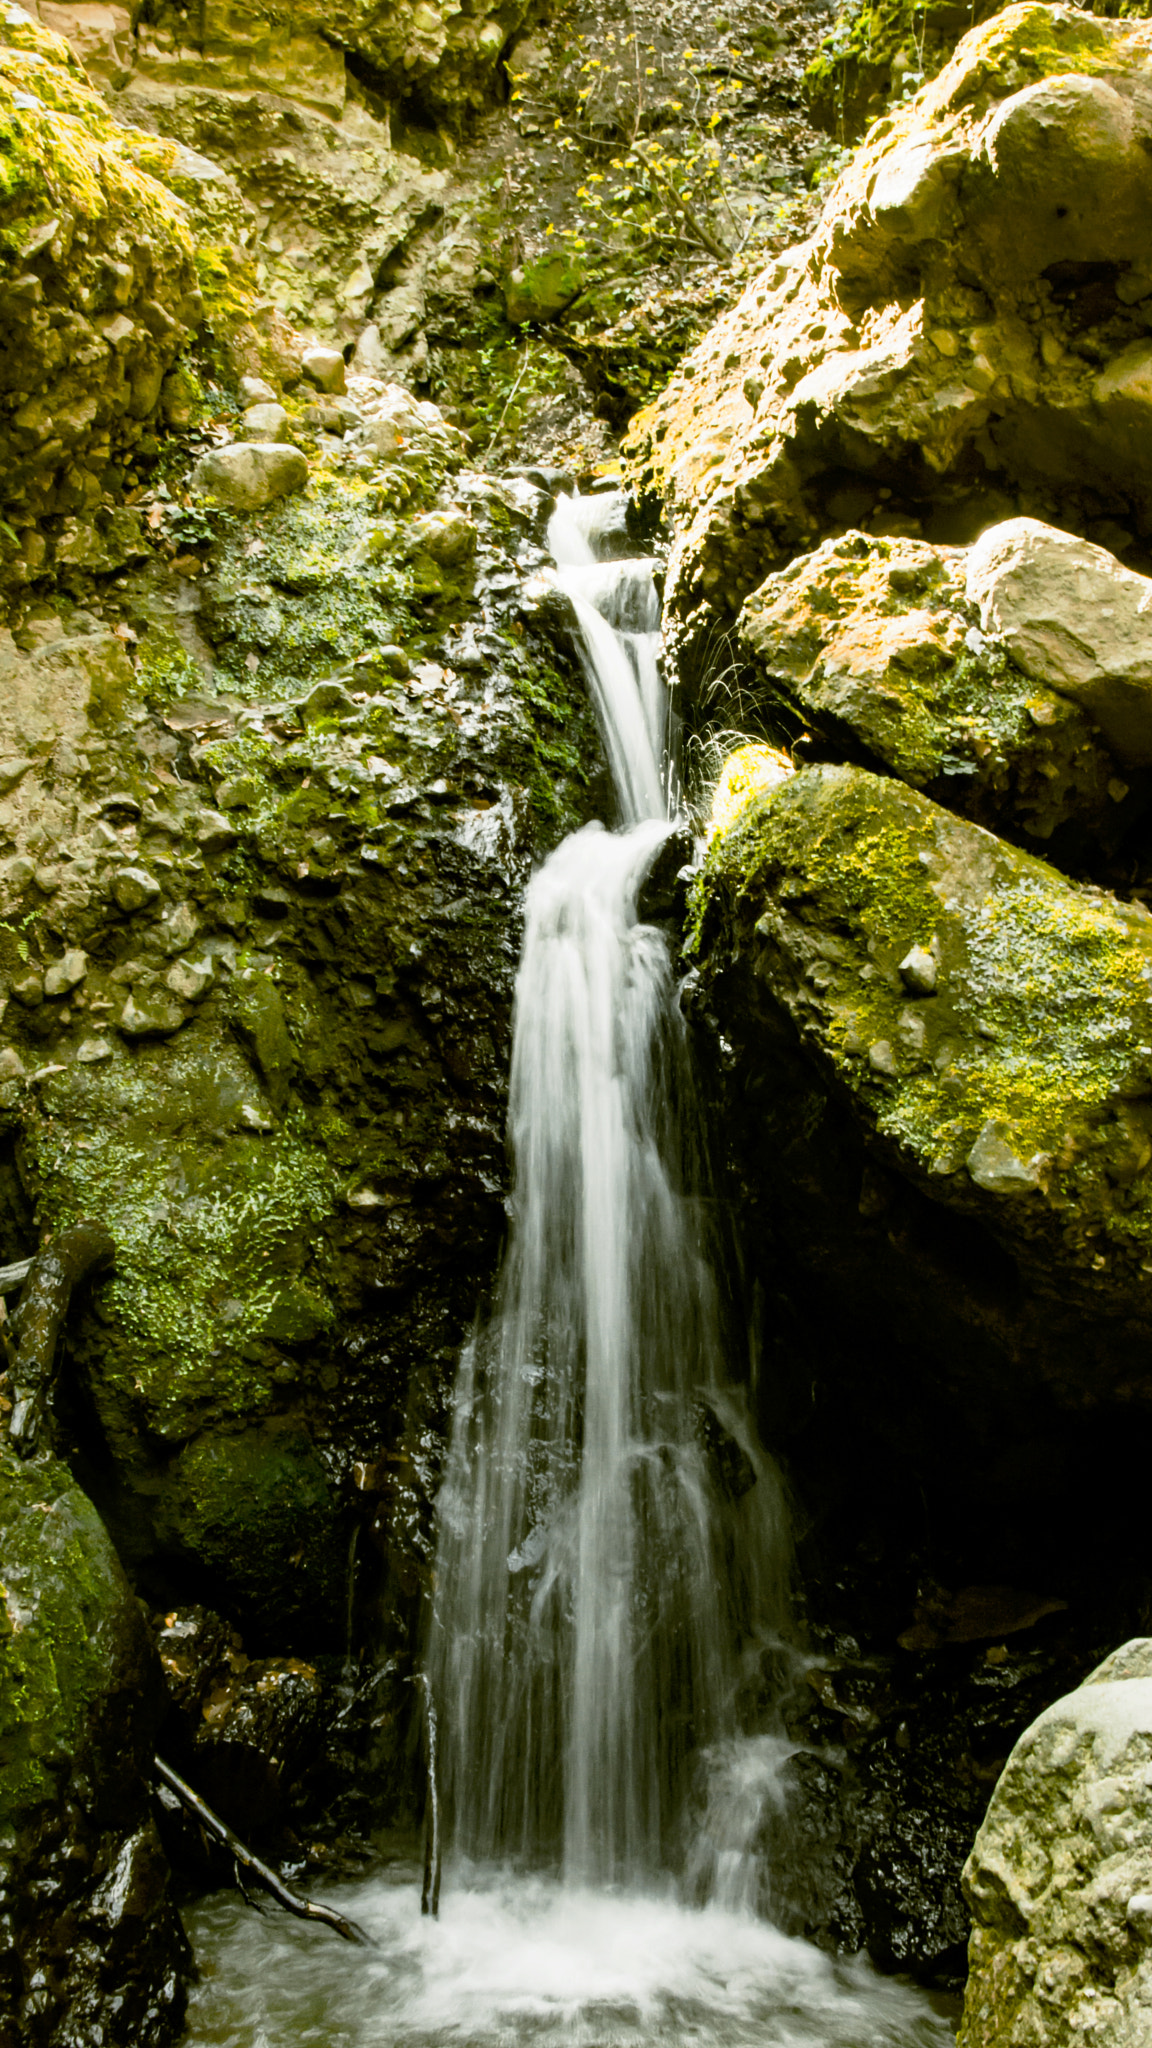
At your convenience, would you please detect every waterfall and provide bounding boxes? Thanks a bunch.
[427,491,789,1890]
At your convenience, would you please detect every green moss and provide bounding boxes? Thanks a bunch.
[701,763,1152,1268]
[0,1445,152,1825]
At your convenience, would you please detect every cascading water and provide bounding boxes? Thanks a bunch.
[183,492,957,2048]
[426,490,789,1893]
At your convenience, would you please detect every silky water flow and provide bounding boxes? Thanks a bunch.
[184,494,957,2048]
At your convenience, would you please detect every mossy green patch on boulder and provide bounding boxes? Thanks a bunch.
[692,760,1152,1353]
[0,1442,189,2043]
[155,1421,342,1636]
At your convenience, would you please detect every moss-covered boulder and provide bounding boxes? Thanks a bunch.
[0,6,198,583]
[691,759,1152,1390]
[737,527,1129,846]
[0,1442,189,2045]
[627,3,1152,658]
[959,1638,1152,2045]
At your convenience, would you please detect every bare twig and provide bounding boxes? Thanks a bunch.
[153,1756,373,1946]
[416,1673,442,1918]
[485,353,535,459]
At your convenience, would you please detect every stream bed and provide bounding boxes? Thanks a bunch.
[184,1866,960,2048]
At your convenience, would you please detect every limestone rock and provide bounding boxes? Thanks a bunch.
[111,866,161,911]
[738,526,1127,842]
[966,518,1152,764]
[301,345,346,394]
[959,1644,1152,2045]
[692,759,1152,1345]
[627,4,1152,649]
[191,440,308,509]
[0,1444,190,2040]
[0,9,197,581]
[238,400,289,442]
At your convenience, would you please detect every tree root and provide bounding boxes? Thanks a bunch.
[8,1221,115,1456]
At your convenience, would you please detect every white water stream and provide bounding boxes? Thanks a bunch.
[184,493,957,2046]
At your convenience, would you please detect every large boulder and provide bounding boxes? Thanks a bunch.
[959,1638,1152,2045]
[736,525,1130,846]
[0,7,198,583]
[626,4,1152,659]
[0,1443,190,2046]
[690,758,1152,1398]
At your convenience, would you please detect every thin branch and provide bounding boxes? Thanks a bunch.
[416,1674,442,1918]
[153,1756,373,1947]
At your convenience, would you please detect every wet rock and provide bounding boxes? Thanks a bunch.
[191,442,309,510]
[691,759,1152,1388]
[156,1605,327,1839]
[43,947,88,996]
[0,1443,190,2043]
[959,1639,1152,2043]
[119,990,183,1037]
[628,4,1152,646]
[736,529,1125,845]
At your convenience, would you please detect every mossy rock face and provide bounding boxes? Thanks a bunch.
[691,760,1152,1385]
[737,528,1127,847]
[958,1642,1152,2045]
[0,434,604,1649]
[154,1423,342,1636]
[627,3,1152,662]
[0,1443,190,2044]
[0,7,198,583]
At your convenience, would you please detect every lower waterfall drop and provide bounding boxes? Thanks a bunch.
[427,489,788,1890]
[182,492,957,2048]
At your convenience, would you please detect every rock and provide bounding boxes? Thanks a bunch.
[111,866,161,912]
[156,1606,326,1837]
[239,375,277,406]
[351,322,388,376]
[44,947,88,996]
[165,956,213,1003]
[412,506,477,567]
[966,518,1152,765]
[692,759,1152,1358]
[736,529,1125,844]
[959,1642,1152,2044]
[301,345,346,395]
[899,945,937,995]
[627,4,1152,648]
[0,1444,190,2041]
[374,283,425,352]
[11,971,44,1007]
[119,991,183,1037]
[76,1035,113,1063]
[191,442,309,511]
[238,401,289,442]
[0,9,197,582]
[504,250,585,325]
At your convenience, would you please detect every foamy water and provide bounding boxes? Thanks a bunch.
[184,1868,958,2048]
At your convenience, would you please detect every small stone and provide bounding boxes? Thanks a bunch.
[44,948,88,997]
[966,1119,1046,1195]
[192,443,308,512]
[112,867,161,911]
[0,1048,26,1080]
[239,375,277,406]
[1,856,34,890]
[301,346,346,395]
[196,811,238,854]
[376,644,411,678]
[76,1036,113,1063]
[238,402,289,443]
[899,944,938,994]
[158,901,200,956]
[0,757,34,795]
[165,956,213,1002]
[119,992,183,1038]
[239,1103,274,1132]
[930,328,959,356]
[868,1039,898,1076]
[413,508,476,567]
[215,775,262,810]
[11,972,44,1007]
[1128,1894,1152,1939]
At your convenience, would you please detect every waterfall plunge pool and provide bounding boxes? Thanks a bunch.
[184,1864,959,2048]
